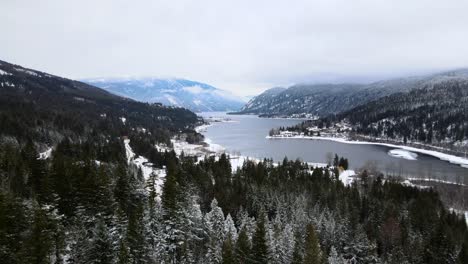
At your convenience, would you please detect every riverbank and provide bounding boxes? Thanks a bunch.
[267,134,468,169]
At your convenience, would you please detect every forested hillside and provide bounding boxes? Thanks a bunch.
[278,71,468,154]
[237,69,468,119]
[339,78,468,149]
[0,60,199,147]
[1,60,468,263]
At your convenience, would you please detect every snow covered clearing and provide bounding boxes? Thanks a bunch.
[204,138,225,153]
[339,170,357,186]
[267,134,468,168]
[388,149,418,160]
[171,139,208,156]
[124,139,166,196]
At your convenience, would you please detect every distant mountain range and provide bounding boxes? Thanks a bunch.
[84,78,246,112]
[235,69,468,118]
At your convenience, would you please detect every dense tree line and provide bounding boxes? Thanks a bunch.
[1,137,467,263]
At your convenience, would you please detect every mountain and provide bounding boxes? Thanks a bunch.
[0,60,199,147]
[336,70,468,148]
[284,69,468,151]
[236,69,468,117]
[84,78,246,112]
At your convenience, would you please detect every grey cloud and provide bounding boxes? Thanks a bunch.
[1,0,467,96]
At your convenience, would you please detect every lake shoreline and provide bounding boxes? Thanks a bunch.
[266,135,468,169]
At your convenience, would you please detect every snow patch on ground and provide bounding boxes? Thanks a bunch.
[124,139,166,197]
[267,135,468,169]
[38,147,53,160]
[388,149,418,160]
[195,124,213,133]
[0,69,12,75]
[171,139,207,156]
[14,67,40,77]
[204,138,225,153]
[124,139,135,162]
[401,180,431,189]
[339,170,357,186]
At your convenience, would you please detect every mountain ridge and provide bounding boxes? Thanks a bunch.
[84,77,246,112]
[236,68,468,117]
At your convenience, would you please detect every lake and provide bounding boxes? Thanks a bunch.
[199,112,468,183]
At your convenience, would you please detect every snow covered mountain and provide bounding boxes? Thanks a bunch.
[236,69,468,117]
[83,78,246,112]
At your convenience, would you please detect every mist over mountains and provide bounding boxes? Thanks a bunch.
[84,78,246,112]
[236,68,468,117]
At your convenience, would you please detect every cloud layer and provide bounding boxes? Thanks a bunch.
[2,0,468,95]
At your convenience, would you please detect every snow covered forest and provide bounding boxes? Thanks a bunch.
[1,61,468,263]
[2,140,468,263]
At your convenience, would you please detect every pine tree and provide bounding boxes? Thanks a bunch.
[222,234,236,264]
[26,205,54,264]
[114,164,132,215]
[127,203,148,264]
[88,219,114,264]
[117,239,130,264]
[251,213,269,264]
[160,157,185,262]
[236,228,252,264]
[205,198,226,264]
[224,214,238,242]
[0,192,28,263]
[303,224,323,264]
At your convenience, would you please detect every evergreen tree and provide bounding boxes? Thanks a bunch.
[236,228,252,264]
[88,219,114,264]
[303,224,323,264]
[26,205,54,264]
[224,214,238,242]
[205,198,226,264]
[117,239,130,264]
[251,213,269,264]
[0,192,28,263]
[222,234,236,264]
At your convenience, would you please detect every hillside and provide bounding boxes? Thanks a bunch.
[237,69,468,118]
[84,77,246,112]
[281,70,468,153]
[0,60,200,148]
[340,75,468,149]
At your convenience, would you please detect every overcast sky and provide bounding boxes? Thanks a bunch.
[2,0,468,96]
